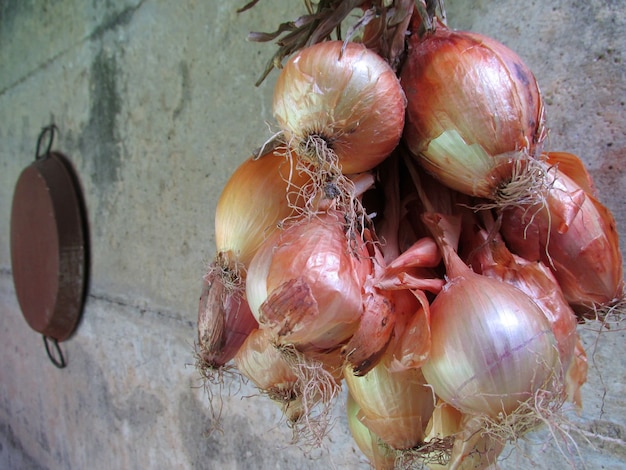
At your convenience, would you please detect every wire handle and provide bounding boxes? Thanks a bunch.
[35,124,57,161]
[43,335,67,369]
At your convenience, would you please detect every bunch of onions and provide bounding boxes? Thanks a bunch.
[197,151,309,370]
[400,22,546,204]
[194,3,625,467]
[499,152,624,315]
[420,213,562,429]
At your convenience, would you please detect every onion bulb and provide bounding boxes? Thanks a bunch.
[197,275,257,369]
[215,150,309,268]
[400,24,545,202]
[424,404,504,469]
[344,350,435,450]
[500,153,624,314]
[466,220,579,373]
[246,210,370,350]
[273,40,406,175]
[234,328,302,421]
[421,213,561,422]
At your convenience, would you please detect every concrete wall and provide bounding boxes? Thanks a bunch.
[0,0,624,468]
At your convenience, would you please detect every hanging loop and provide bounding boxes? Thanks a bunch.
[35,124,58,161]
[43,335,67,369]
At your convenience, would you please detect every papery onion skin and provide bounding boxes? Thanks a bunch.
[500,155,624,312]
[215,150,309,267]
[273,40,406,174]
[197,273,258,368]
[344,353,435,450]
[565,338,588,409]
[421,265,560,418]
[233,328,303,421]
[400,25,544,199]
[246,211,370,350]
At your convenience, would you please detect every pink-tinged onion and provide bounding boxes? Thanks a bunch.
[400,24,545,200]
[246,211,370,350]
[273,40,406,175]
[466,222,579,373]
[421,213,561,419]
[500,153,624,314]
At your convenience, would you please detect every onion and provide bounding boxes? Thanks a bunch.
[234,328,302,421]
[500,153,624,314]
[421,213,561,422]
[465,218,579,373]
[400,24,546,202]
[344,350,435,450]
[215,151,309,267]
[423,402,505,469]
[273,40,406,175]
[425,404,505,469]
[246,210,370,350]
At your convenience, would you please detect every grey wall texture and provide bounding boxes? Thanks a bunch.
[0,0,624,469]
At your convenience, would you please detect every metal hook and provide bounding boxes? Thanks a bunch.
[43,335,67,369]
[35,124,58,161]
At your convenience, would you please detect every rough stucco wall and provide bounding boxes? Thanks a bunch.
[0,1,624,469]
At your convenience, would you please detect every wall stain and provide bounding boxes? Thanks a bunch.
[79,48,122,189]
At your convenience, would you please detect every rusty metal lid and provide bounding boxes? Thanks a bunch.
[10,126,89,346]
